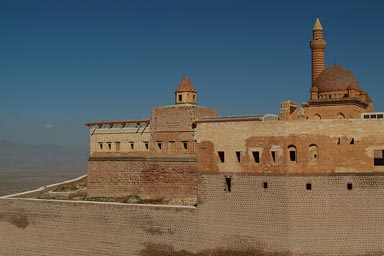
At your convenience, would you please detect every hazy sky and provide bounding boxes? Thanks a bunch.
[1,0,384,147]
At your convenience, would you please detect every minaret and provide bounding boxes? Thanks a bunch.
[310,18,326,84]
[175,75,197,105]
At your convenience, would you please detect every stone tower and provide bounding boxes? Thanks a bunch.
[175,75,197,105]
[310,18,326,84]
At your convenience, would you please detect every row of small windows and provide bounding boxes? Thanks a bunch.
[224,177,354,192]
[156,141,189,151]
[217,145,319,164]
[98,141,149,151]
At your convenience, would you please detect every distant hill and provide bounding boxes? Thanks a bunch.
[0,139,88,196]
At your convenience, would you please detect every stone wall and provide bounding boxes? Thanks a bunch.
[87,157,197,199]
[2,174,384,255]
[196,119,384,174]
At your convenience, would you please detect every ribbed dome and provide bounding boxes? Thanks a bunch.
[313,65,360,93]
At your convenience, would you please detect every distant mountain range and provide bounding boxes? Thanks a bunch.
[0,139,88,196]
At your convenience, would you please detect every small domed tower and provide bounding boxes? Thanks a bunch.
[310,18,327,84]
[175,75,197,105]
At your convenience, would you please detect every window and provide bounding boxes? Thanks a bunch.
[98,142,103,150]
[306,183,312,190]
[271,151,278,163]
[236,151,241,163]
[182,141,188,150]
[107,142,112,150]
[144,142,149,150]
[130,142,135,150]
[288,145,297,162]
[350,138,355,145]
[309,144,319,162]
[337,112,345,119]
[193,95,196,101]
[157,142,162,151]
[374,149,384,166]
[218,151,225,163]
[225,176,231,192]
[168,141,175,151]
[115,142,121,152]
[178,95,182,102]
[252,151,260,163]
[337,138,341,145]
[263,182,268,189]
[347,182,353,190]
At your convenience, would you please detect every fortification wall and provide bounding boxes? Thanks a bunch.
[87,157,197,199]
[1,174,384,255]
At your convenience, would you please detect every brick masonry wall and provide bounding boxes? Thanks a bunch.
[87,158,197,199]
[2,174,384,255]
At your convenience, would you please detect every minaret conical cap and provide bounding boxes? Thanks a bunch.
[313,17,323,30]
[175,75,197,93]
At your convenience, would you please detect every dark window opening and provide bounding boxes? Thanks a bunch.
[263,182,268,189]
[347,183,353,190]
[178,95,182,102]
[306,183,312,190]
[225,177,231,192]
[271,151,278,163]
[337,138,341,145]
[107,143,112,150]
[130,142,134,150]
[236,151,241,163]
[364,115,369,119]
[374,150,384,166]
[218,151,225,163]
[378,114,384,119]
[289,151,296,162]
[252,151,260,163]
[350,138,355,144]
[182,141,188,150]
[193,95,196,101]
[157,142,162,150]
[144,142,149,150]
[99,143,103,150]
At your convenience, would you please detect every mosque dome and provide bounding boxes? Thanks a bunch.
[313,65,360,93]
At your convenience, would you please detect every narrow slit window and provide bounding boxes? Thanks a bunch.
[144,142,149,150]
[225,176,231,192]
[107,142,112,150]
[350,138,355,144]
[130,142,135,150]
[306,183,312,190]
[337,138,341,145]
[374,149,384,166]
[347,182,353,190]
[263,182,268,189]
[182,141,188,150]
[252,151,260,163]
[157,142,162,151]
[98,142,103,150]
[218,151,225,163]
[236,151,241,163]
[178,95,182,102]
[271,151,278,163]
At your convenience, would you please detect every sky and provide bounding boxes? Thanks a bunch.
[1,0,384,147]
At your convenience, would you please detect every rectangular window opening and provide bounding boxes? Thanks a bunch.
[107,142,112,150]
[263,182,268,189]
[271,151,278,163]
[306,183,312,190]
[374,149,384,166]
[289,151,296,162]
[130,142,135,150]
[252,151,260,163]
[144,142,149,150]
[178,95,182,101]
[337,138,341,145]
[98,142,103,150]
[350,138,355,144]
[182,141,188,150]
[157,142,162,150]
[236,151,241,163]
[218,151,225,163]
[347,182,353,190]
[225,176,231,192]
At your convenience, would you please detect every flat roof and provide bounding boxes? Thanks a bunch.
[193,114,278,125]
[85,119,150,127]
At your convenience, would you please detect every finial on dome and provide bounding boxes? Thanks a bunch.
[313,17,323,30]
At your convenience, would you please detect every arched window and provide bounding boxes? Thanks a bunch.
[314,114,321,120]
[337,112,345,119]
[309,144,319,162]
[288,145,297,162]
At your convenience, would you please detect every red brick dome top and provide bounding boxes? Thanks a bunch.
[175,75,197,93]
[313,65,360,93]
